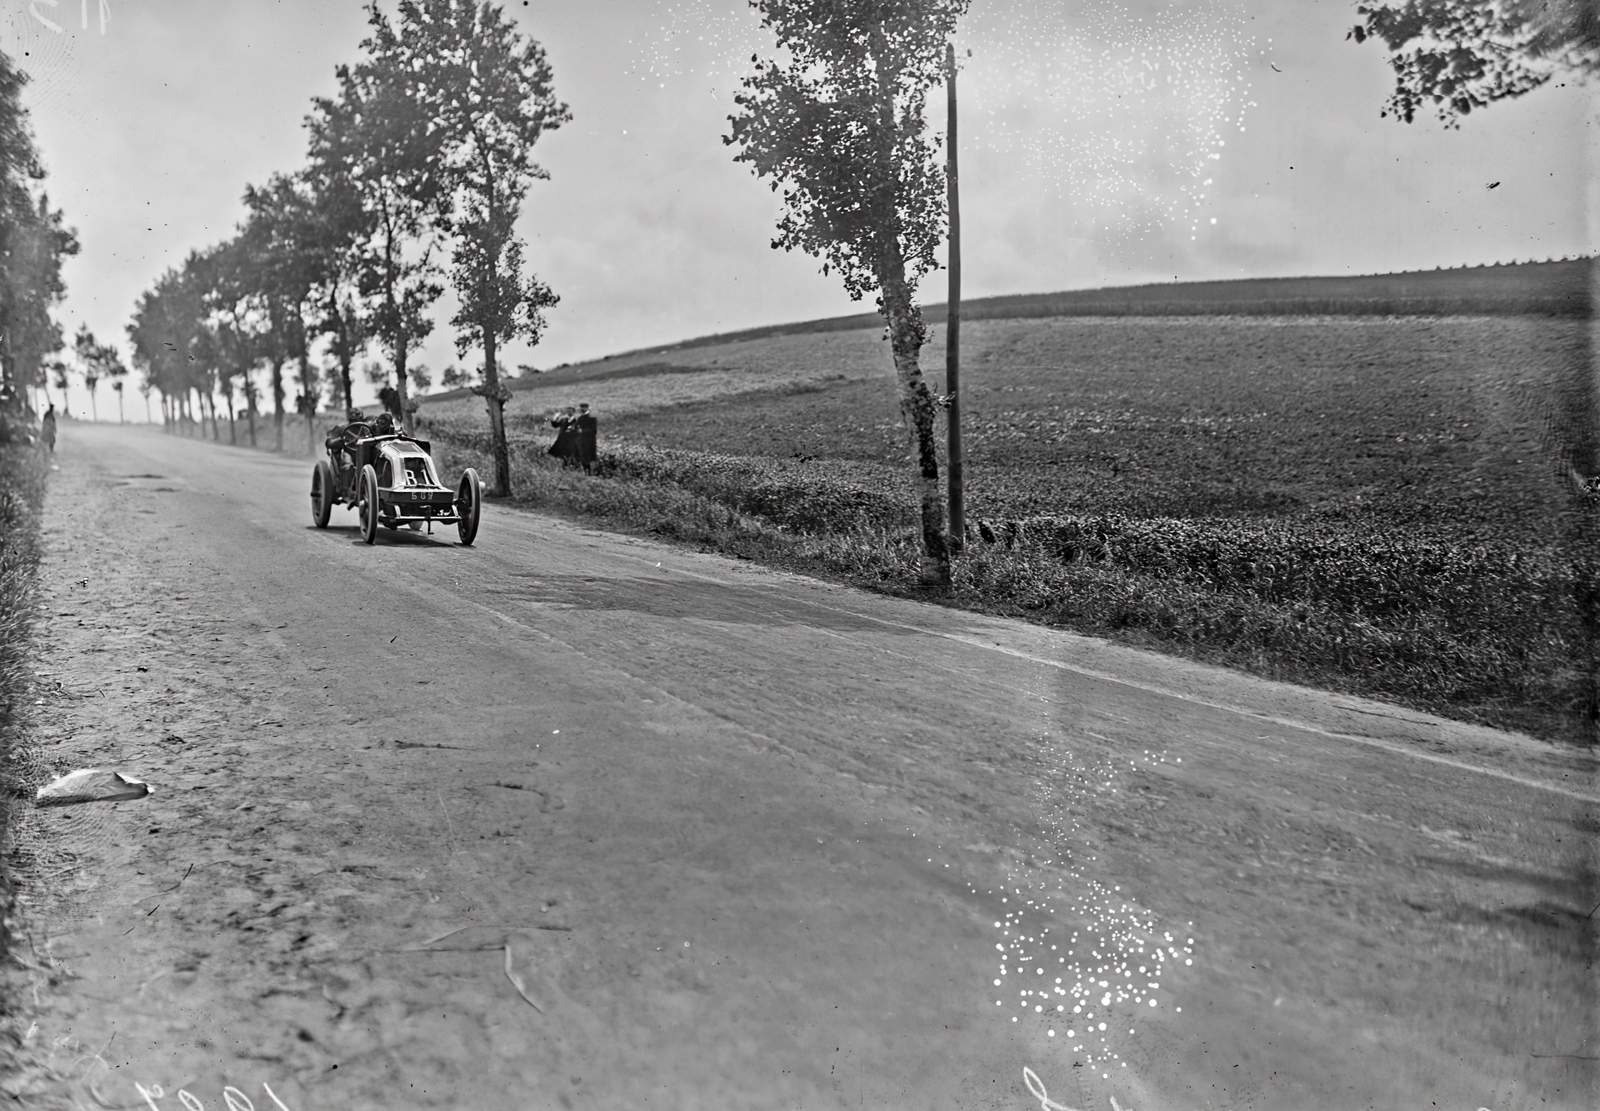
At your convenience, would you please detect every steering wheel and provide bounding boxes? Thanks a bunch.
[342,422,375,451]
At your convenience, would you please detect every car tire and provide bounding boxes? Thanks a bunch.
[360,465,380,545]
[312,461,335,529]
[457,468,481,547]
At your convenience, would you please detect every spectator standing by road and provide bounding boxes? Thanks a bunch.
[574,403,597,475]
[548,407,577,468]
[41,404,56,453]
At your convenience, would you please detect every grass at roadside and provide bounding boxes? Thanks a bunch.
[0,434,47,965]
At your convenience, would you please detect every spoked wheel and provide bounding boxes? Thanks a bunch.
[311,461,335,528]
[359,464,381,545]
[456,468,482,547]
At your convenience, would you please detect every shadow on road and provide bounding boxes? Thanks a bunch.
[302,523,464,549]
[483,571,968,635]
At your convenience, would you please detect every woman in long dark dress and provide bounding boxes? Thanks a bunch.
[548,407,578,467]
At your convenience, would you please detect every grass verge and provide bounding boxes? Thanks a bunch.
[433,437,1598,744]
[0,432,58,1102]
[0,437,46,928]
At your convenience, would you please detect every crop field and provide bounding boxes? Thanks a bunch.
[419,328,900,430]
[422,313,1598,741]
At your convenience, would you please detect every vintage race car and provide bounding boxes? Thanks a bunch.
[310,422,481,546]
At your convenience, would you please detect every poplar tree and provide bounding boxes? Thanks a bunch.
[727,0,968,586]
[374,0,570,496]
[0,48,76,410]
[242,174,329,452]
[306,28,446,437]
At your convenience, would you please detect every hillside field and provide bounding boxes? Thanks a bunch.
[419,313,1598,741]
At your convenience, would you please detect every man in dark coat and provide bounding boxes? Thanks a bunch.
[574,403,597,475]
[41,404,57,453]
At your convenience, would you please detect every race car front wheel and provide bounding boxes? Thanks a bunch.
[360,465,380,545]
[311,461,334,529]
[456,468,481,547]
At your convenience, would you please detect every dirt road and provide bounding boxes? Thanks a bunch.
[5,422,1596,1111]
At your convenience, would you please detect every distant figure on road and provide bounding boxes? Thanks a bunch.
[41,404,56,453]
[574,403,597,475]
[548,407,578,468]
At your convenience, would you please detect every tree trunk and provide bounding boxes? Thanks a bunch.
[340,357,354,413]
[337,329,354,413]
[482,331,512,496]
[245,371,258,447]
[879,256,949,586]
[270,357,285,451]
[299,350,316,456]
[395,342,412,435]
[226,395,237,445]
[335,296,355,413]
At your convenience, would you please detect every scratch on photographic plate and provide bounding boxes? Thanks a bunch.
[415,925,563,1013]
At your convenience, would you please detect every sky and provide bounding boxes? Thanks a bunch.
[1,0,1593,419]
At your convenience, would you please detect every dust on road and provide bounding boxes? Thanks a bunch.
[3,423,1595,1111]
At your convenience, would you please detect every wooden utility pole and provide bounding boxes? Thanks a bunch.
[945,42,965,552]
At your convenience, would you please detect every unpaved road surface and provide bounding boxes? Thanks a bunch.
[4,422,1596,1111]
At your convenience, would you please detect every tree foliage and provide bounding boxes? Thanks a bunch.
[306,36,446,434]
[727,0,968,584]
[728,0,959,304]
[125,1,564,465]
[1351,0,1599,122]
[242,173,332,451]
[72,324,126,421]
[129,242,266,439]
[0,48,77,410]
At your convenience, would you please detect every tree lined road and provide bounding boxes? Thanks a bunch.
[10,423,1597,1110]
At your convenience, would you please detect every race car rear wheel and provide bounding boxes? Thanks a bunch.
[456,468,482,547]
[360,465,380,545]
[311,461,335,529]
